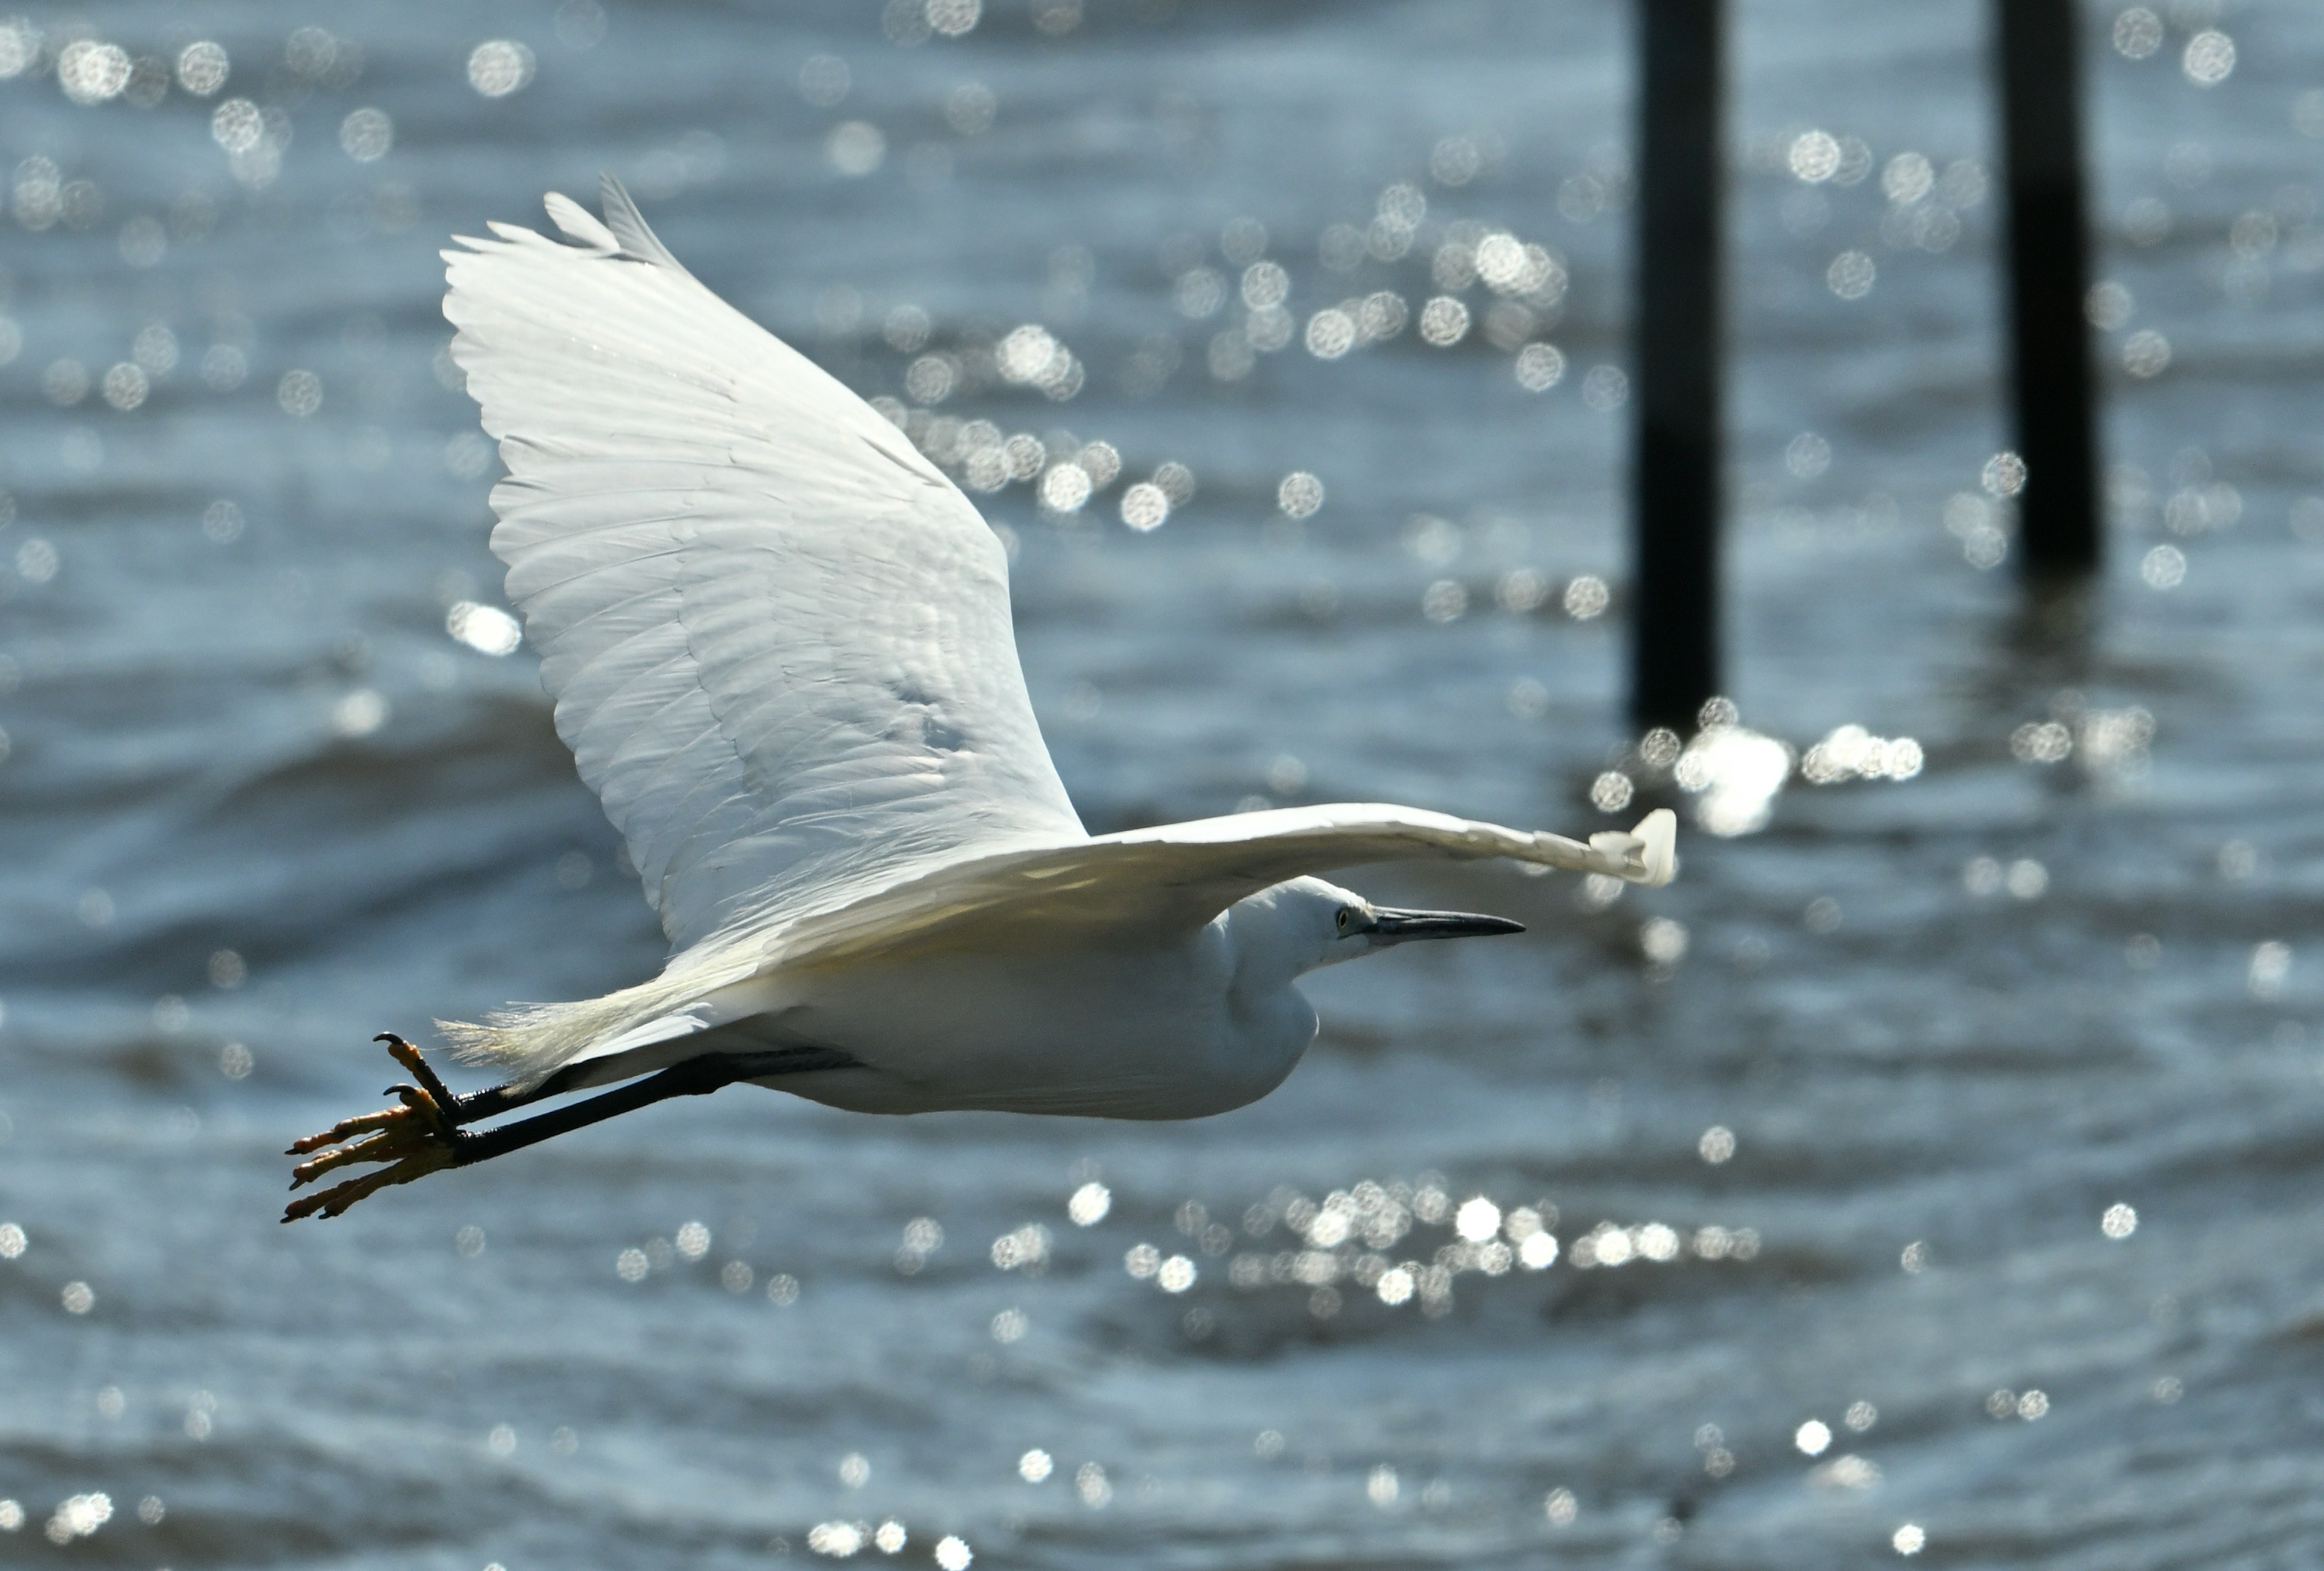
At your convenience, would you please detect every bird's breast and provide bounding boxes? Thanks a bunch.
[739,926,1308,1119]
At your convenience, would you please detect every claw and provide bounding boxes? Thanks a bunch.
[385,1081,458,1141]
[282,1146,458,1223]
[281,1033,465,1222]
[379,1032,459,1111]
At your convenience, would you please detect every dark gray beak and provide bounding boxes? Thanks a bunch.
[1367,907,1526,945]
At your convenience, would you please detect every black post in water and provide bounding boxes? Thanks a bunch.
[1995,0,2100,574]
[1630,0,1725,731]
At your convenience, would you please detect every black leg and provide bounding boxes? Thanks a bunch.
[446,1067,574,1127]
[451,1048,854,1165]
[446,1044,832,1127]
[283,1036,855,1222]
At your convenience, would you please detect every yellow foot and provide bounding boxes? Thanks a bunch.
[281,1034,465,1222]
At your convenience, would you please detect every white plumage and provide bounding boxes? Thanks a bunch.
[283,180,1673,1216]
[438,176,1673,1095]
[447,183,1083,957]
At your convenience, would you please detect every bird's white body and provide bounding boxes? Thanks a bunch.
[562,877,1368,1119]
[281,180,1678,1217]
[415,179,1676,1122]
[711,907,1280,1119]
[727,935,1276,1119]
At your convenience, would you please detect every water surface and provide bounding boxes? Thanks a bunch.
[4,2,2323,1566]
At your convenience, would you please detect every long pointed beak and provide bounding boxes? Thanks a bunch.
[1368,907,1526,944]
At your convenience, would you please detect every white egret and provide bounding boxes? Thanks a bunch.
[284,179,1675,1220]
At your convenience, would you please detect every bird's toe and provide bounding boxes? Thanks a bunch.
[281,1147,457,1223]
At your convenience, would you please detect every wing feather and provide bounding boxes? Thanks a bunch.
[737,806,1679,972]
[446,177,1083,949]
[542,190,619,249]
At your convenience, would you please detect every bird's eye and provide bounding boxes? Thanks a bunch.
[1336,908,1351,931]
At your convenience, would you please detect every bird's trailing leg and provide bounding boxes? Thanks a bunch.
[283,1035,856,1222]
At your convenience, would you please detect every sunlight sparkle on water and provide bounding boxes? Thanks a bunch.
[1417,296,1469,346]
[2115,8,2162,58]
[2183,30,2235,87]
[44,1493,110,1544]
[1278,472,1324,518]
[1452,1197,1500,1242]
[1810,1454,1882,1490]
[807,1520,862,1555]
[1828,251,1877,300]
[1067,1182,1110,1225]
[1634,917,1684,967]
[1038,464,1090,512]
[468,41,536,98]
[277,369,322,417]
[448,603,522,656]
[830,122,886,177]
[331,690,388,738]
[1674,723,1791,837]
[175,41,228,94]
[991,1224,1049,1270]
[340,108,393,161]
[1120,482,1169,532]
[1802,725,1922,784]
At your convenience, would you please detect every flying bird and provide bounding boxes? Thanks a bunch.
[283,179,1676,1221]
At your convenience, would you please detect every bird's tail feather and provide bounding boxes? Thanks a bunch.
[435,950,757,1089]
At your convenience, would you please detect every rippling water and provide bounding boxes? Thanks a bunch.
[5,2,2323,1566]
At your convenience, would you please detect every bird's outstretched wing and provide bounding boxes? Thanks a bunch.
[757,805,1678,970]
[444,179,1085,950]
[442,803,1673,1083]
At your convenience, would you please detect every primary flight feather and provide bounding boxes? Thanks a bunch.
[283,179,1674,1220]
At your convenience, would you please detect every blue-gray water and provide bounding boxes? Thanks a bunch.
[5,2,2323,1566]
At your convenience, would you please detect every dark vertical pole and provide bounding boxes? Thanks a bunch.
[1996,0,2100,574]
[1630,0,1725,731]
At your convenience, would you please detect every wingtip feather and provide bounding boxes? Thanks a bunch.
[1580,806,1678,886]
[597,173,684,269]
[1632,808,1678,886]
[544,189,620,249]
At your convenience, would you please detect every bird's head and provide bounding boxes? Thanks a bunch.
[1230,876,1525,983]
